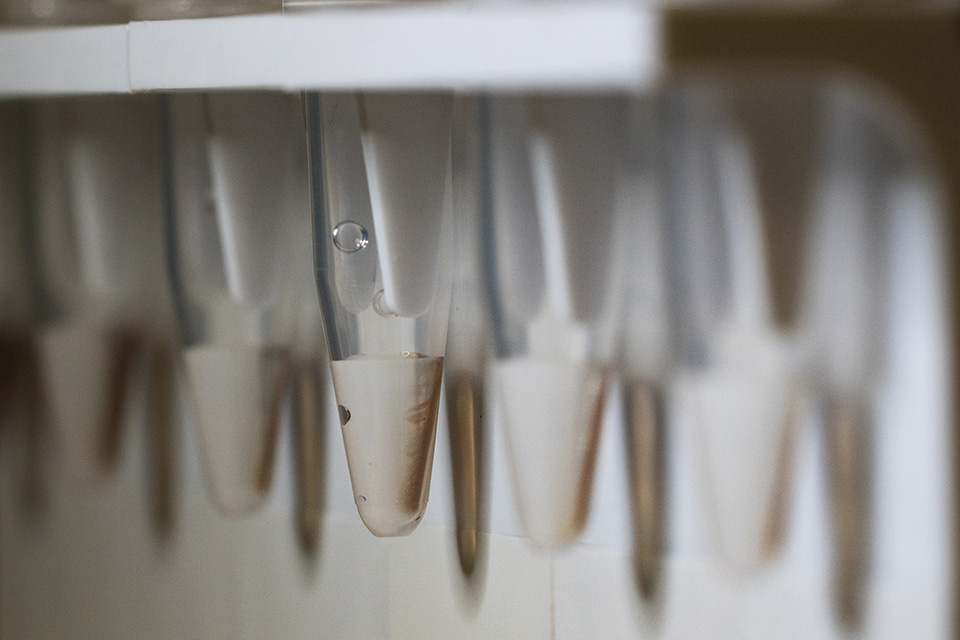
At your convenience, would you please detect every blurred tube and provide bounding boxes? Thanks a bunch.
[0,103,47,510]
[33,97,162,485]
[729,85,820,331]
[0,103,32,424]
[164,92,305,515]
[444,95,490,576]
[826,397,870,628]
[728,84,821,561]
[29,101,104,485]
[1,0,126,25]
[289,196,326,552]
[802,88,888,629]
[759,389,800,561]
[293,357,324,551]
[148,340,177,536]
[0,104,32,343]
[482,94,626,547]
[306,91,453,537]
[618,100,671,598]
[100,328,143,470]
[805,91,884,405]
[660,86,797,570]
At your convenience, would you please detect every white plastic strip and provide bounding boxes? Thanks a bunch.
[0,24,128,96]
[128,3,660,92]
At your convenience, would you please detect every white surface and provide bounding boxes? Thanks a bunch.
[0,3,661,96]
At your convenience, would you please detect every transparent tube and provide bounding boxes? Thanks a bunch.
[0,103,32,340]
[617,98,671,599]
[30,97,164,485]
[289,189,327,552]
[800,87,890,629]
[444,95,490,575]
[660,85,798,570]
[164,92,305,516]
[802,89,886,401]
[0,103,44,509]
[305,91,453,537]
[481,94,626,547]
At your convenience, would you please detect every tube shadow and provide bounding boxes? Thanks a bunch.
[445,368,490,615]
[623,379,667,625]
[292,357,327,579]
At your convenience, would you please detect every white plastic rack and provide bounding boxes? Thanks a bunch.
[0,2,660,95]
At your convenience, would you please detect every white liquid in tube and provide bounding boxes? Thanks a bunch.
[495,358,606,546]
[331,354,443,537]
[185,343,285,515]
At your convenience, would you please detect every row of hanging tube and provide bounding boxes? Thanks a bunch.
[0,84,921,631]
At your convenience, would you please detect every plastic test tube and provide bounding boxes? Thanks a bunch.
[306,91,454,537]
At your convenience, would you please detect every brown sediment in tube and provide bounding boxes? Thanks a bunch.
[148,341,176,537]
[495,359,607,546]
[402,356,443,516]
[100,328,141,471]
[760,388,800,562]
[445,368,486,577]
[826,397,870,630]
[332,354,443,537]
[567,371,607,542]
[625,380,665,601]
[255,349,291,496]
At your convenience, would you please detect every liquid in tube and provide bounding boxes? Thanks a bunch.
[495,358,606,546]
[185,343,287,514]
[331,353,443,537]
